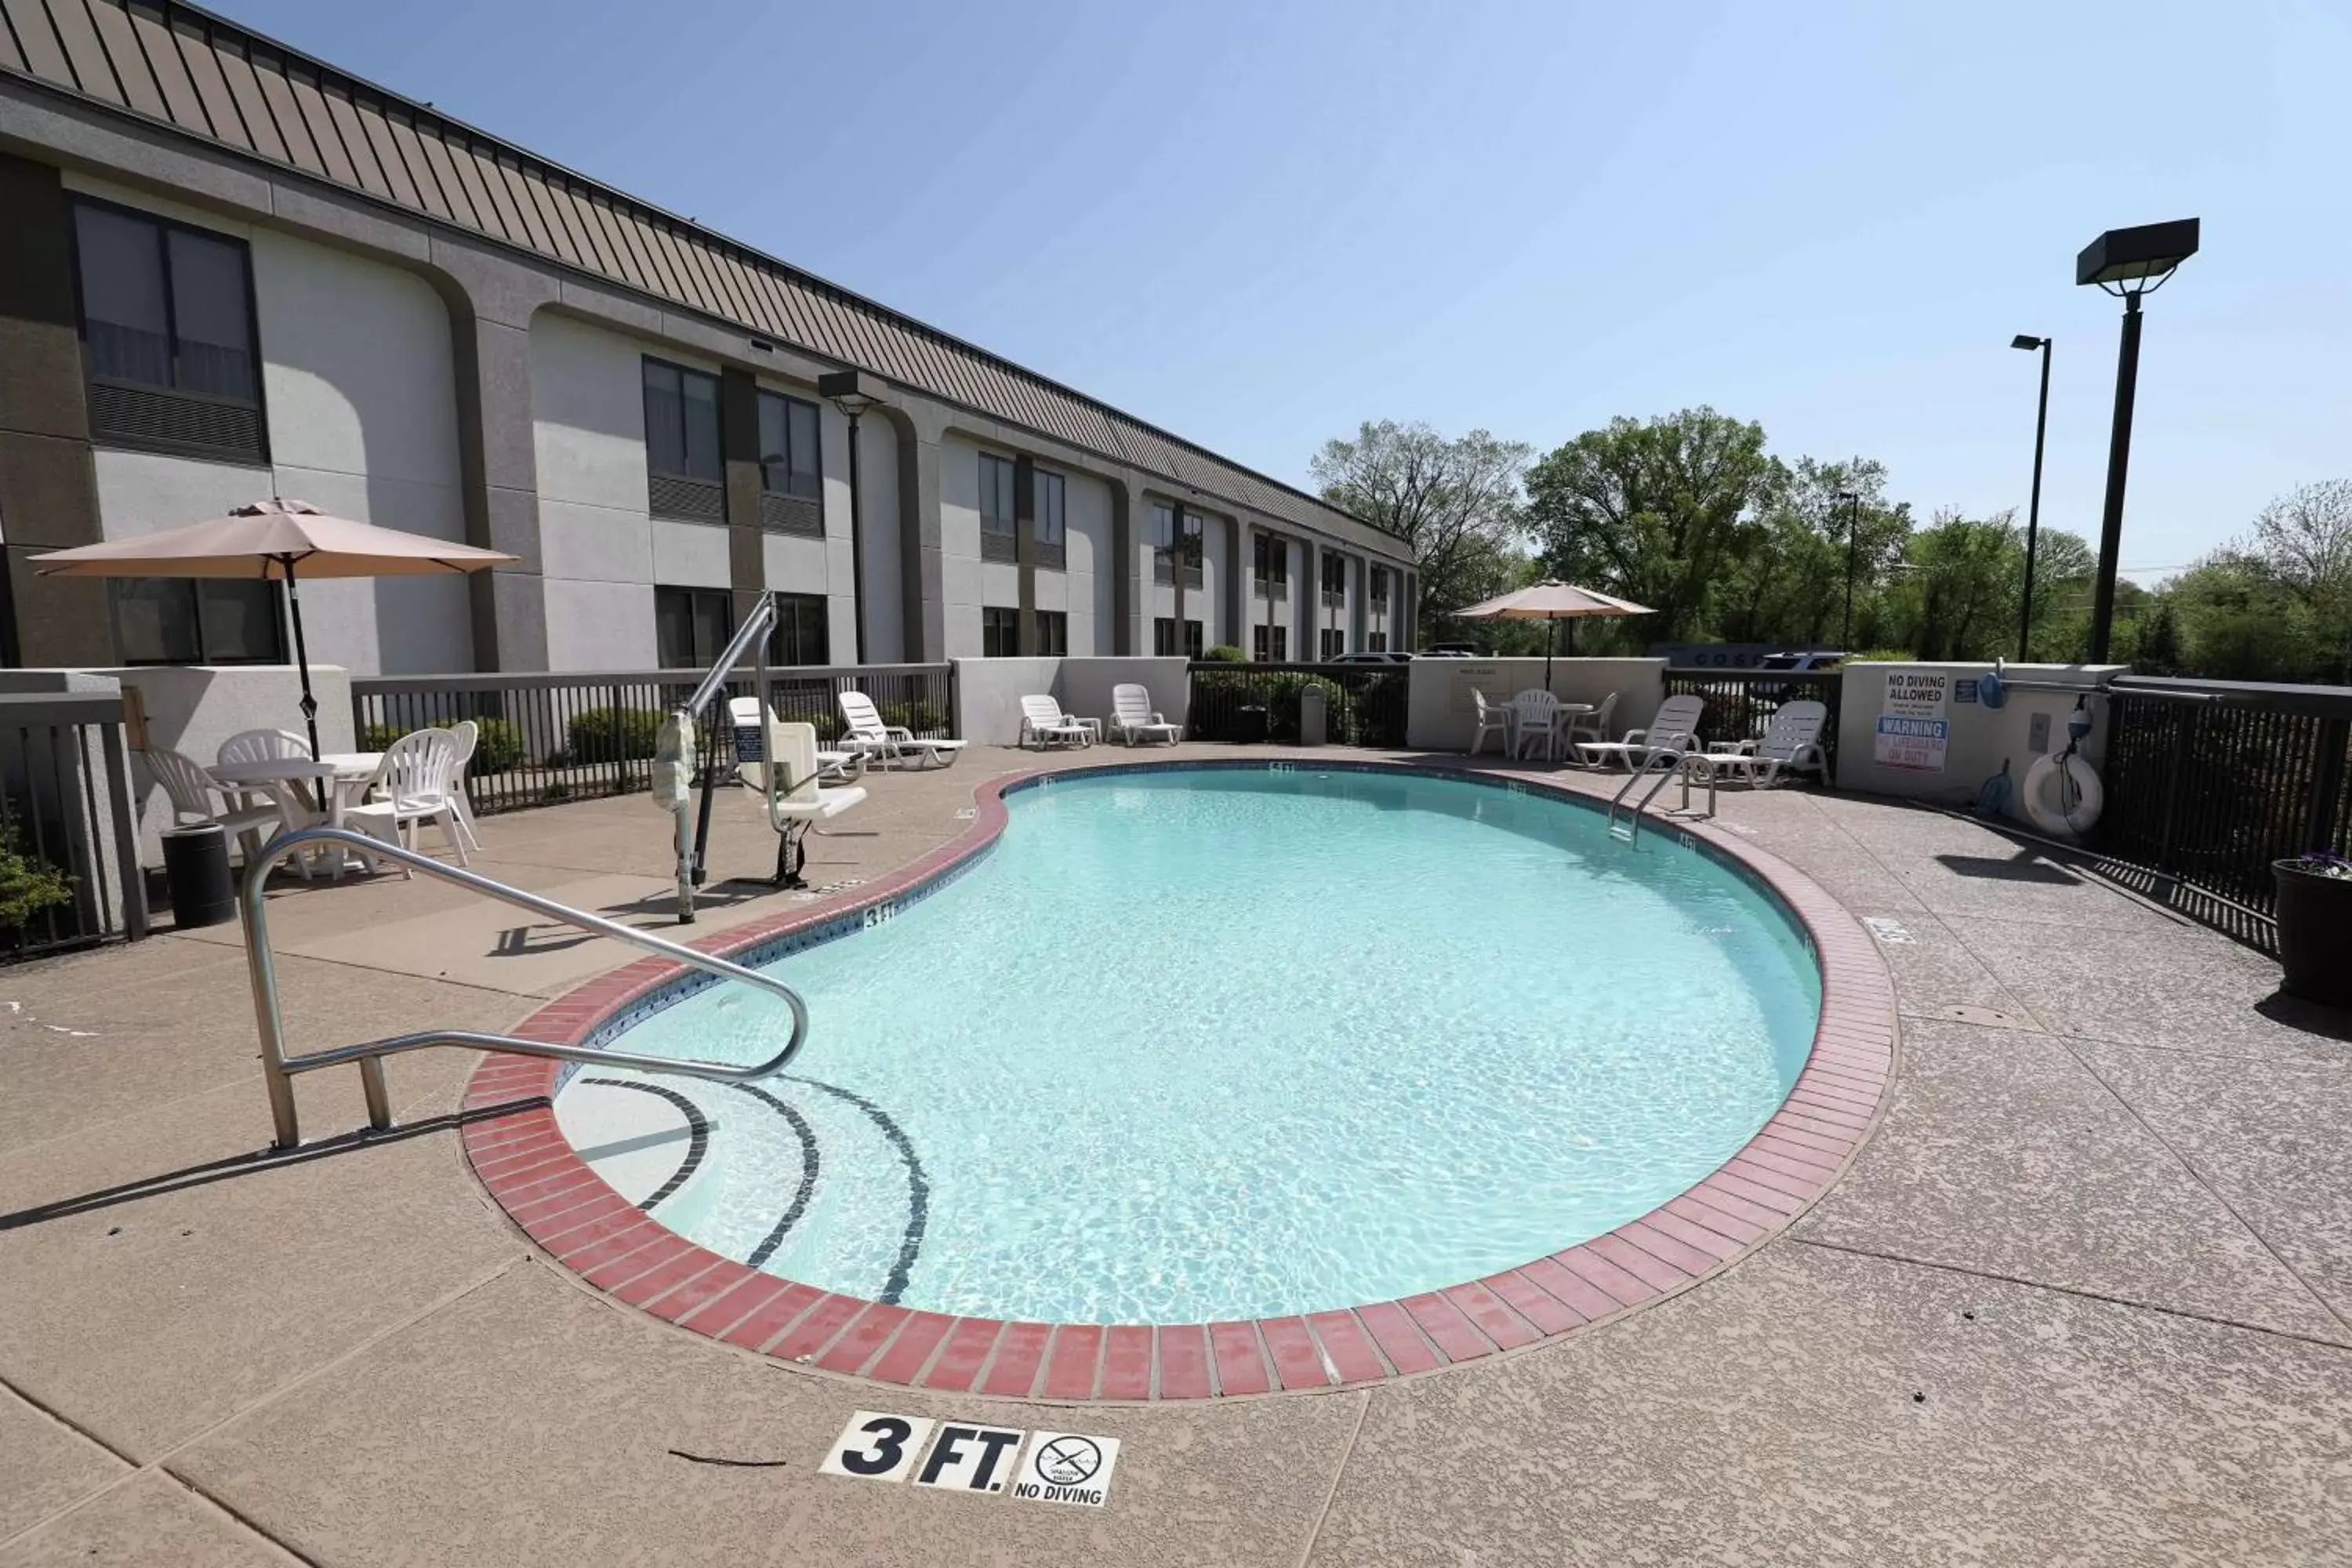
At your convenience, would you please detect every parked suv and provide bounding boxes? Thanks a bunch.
[1327,651,1413,665]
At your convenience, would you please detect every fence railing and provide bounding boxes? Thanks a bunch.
[1661,668,1845,781]
[351,664,955,816]
[1184,661,1411,747]
[0,693,146,959]
[2097,675,2351,942]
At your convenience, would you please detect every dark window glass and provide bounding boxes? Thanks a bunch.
[1180,510,1203,563]
[1252,623,1289,661]
[1323,554,1348,594]
[758,390,823,500]
[1153,616,1175,656]
[644,359,722,481]
[1150,502,1175,550]
[979,454,1017,539]
[655,585,733,668]
[981,605,1019,657]
[1368,631,1388,652]
[1185,619,1203,659]
[1254,535,1288,585]
[1034,471,1065,548]
[1034,610,1067,656]
[1370,567,1390,606]
[111,579,283,664]
[73,200,262,408]
[770,593,829,666]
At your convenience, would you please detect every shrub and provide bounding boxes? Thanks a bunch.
[568,706,662,763]
[1203,644,1247,663]
[0,823,73,930]
[879,699,946,736]
[361,717,526,774]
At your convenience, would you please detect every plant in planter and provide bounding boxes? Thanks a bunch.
[2273,852,2352,1007]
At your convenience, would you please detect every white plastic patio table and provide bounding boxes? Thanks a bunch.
[1519,702,1593,761]
[209,753,384,876]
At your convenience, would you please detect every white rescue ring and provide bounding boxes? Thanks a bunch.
[2022,752,2103,837]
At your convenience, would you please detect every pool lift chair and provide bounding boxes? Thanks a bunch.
[655,590,866,920]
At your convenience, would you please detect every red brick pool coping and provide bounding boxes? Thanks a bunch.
[459,759,1898,1400]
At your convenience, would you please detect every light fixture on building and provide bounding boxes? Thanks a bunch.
[2076,219,2198,662]
[818,371,885,663]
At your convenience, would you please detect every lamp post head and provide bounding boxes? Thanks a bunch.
[2011,334,2046,351]
[817,368,884,419]
[2076,220,2199,292]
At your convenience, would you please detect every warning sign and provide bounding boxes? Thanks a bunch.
[1011,1431,1123,1508]
[1873,670,1949,773]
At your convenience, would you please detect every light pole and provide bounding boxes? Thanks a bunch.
[2010,334,2053,661]
[2076,220,2198,663]
[817,370,882,664]
[1836,489,1861,649]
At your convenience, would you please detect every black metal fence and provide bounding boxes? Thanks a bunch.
[1661,669,1845,781]
[351,664,956,815]
[2098,676,2351,941]
[0,693,147,959]
[1184,662,1411,747]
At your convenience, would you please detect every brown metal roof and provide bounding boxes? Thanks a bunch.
[0,0,1408,560]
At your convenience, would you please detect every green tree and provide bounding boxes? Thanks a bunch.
[1310,421,1532,619]
[2246,478,2352,682]
[1522,408,1779,644]
[1715,457,1911,649]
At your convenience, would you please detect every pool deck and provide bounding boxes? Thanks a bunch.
[2,744,2348,1566]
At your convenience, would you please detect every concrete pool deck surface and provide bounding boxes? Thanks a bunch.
[0,746,2346,1565]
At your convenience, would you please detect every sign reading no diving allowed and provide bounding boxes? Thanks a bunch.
[820,1410,1123,1508]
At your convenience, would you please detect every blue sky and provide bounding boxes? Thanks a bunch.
[235,0,2351,580]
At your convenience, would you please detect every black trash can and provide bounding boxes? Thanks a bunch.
[162,822,235,930]
[2274,858,2352,1008]
[1229,704,1269,745]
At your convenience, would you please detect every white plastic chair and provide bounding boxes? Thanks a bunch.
[1575,693,1706,771]
[838,691,967,770]
[1108,684,1180,746]
[147,747,285,867]
[210,728,323,869]
[1563,691,1618,752]
[1018,695,1091,750]
[1696,699,1829,789]
[343,728,467,873]
[216,728,311,768]
[446,719,485,853]
[1469,691,1513,756]
[1510,689,1563,760]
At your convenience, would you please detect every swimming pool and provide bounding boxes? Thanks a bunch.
[554,765,1821,1327]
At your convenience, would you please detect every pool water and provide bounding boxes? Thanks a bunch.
[568,768,1820,1323]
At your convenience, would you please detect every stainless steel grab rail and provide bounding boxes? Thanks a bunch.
[242,826,809,1150]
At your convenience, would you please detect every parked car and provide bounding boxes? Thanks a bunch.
[1755,650,1847,673]
[1327,651,1412,665]
[1422,642,1479,658]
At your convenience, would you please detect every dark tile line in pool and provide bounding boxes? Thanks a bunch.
[464,756,1898,1401]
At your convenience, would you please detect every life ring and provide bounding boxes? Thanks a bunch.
[2021,752,2103,837]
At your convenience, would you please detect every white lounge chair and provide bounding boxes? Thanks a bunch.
[759,720,868,887]
[344,728,467,873]
[149,747,285,868]
[1018,694,1092,750]
[1575,693,1706,771]
[838,691,967,771]
[1108,684,1181,746]
[1694,699,1829,789]
[1468,691,1512,756]
[1563,691,1618,751]
[1510,689,1563,760]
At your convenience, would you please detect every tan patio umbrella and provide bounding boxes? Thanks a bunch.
[1450,579,1655,688]
[31,499,516,759]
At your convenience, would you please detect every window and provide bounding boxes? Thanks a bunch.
[644,359,724,521]
[1370,566,1390,608]
[111,579,283,664]
[1034,609,1068,655]
[981,605,1020,657]
[655,586,733,669]
[1186,619,1204,659]
[1150,503,1176,584]
[1368,631,1388,652]
[979,453,1018,563]
[1180,511,1204,587]
[757,390,824,536]
[1320,627,1346,659]
[72,199,266,463]
[1253,534,1288,588]
[770,593,829,666]
[1153,615,1177,655]
[1033,470,1066,569]
[1253,623,1288,661]
[1322,553,1348,606]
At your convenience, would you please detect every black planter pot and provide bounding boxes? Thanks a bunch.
[2274,860,2352,1008]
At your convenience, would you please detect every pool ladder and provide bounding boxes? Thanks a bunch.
[1606,750,1716,844]
[240,826,809,1152]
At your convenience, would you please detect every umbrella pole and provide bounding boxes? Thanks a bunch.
[280,557,328,813]
[1544,616,1556,691]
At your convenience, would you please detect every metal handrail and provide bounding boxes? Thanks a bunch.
[241,826,810,1150]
